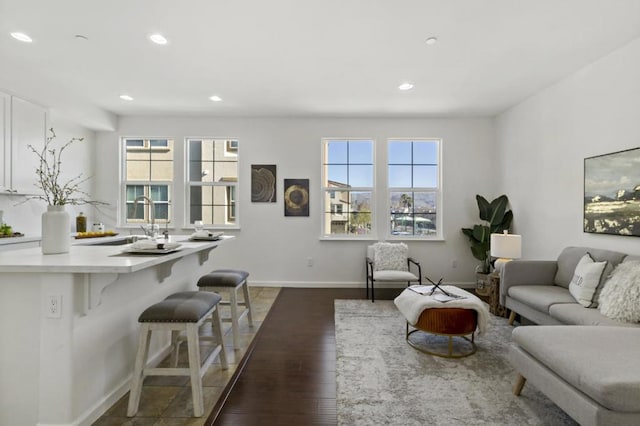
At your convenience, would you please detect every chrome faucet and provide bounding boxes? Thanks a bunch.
[133,196,157,238]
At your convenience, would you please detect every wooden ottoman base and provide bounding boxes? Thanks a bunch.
[406,308,478,358]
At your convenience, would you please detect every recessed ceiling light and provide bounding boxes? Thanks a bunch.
[398,83,414,91]
[425,37,438,45]
[149,34,168,45]
[10,32,32,43]
[209,95,223,102]
[120,94,134,101]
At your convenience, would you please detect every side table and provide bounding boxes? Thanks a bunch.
[488,272,508,317]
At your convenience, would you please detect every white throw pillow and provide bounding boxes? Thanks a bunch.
[568,253,608,308]
[373,242,408,272]
[599,261,640,323]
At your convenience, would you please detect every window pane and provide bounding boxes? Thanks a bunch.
[349,212,372,235]
[388,141,412,163]
[327,140,348,163]
[349,142,373,164]
[413,141,438,164]
[150,139,168,147]
[126,160,150,181]
[326,164,348,185]
[154,204,168,220]
[126,185,144,201]
[390,192,414,213]
[389,165,411,187]
[348,165,373,187]
[413,165,438,187]
[126,139,144,147]
[150,185,168,201]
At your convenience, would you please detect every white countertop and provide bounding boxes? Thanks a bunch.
[0,235,233,273]
[0,235,41,245]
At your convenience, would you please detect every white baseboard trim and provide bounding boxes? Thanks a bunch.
[248,280,476,289]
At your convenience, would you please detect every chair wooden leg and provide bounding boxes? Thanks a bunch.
[127,324,151,417]
[230,288,240,349]
[371,279,375,303]
[186,323,204,417]
[508,311,517,326]
[513,374,526,396]
[242,281,253,326]
[211,307,228,369]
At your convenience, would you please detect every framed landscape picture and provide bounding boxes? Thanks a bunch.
[284,179,309,217]
[584,147,640,236]
[251,164,277,202]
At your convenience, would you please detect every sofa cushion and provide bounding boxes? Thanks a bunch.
[549,303,640,327]
[512,326,640,412]
[555,247,627,289]
[508,285,576,313]
[599,261,640,323]
[568,253,610,308]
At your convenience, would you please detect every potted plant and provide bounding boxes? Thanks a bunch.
[28,128,105,254]
[461,194,513,274]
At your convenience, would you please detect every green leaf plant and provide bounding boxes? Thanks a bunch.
[461,194,513,274]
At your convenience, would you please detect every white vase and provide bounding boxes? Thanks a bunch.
[41,205,70,254]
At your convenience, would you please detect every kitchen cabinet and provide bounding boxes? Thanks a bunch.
[0,93,48,195]
[7,96,48,194]
[0,92,9,191]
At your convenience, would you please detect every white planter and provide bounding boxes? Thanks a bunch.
[41,205,70,254]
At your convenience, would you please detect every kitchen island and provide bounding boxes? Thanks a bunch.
[0,236,234,426]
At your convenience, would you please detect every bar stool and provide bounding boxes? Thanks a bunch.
[197,269,253,349]
[127,291,228,418]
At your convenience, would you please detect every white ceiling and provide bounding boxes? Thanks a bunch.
[1,0,640,130]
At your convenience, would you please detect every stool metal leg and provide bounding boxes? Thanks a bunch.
[127,324,151,417]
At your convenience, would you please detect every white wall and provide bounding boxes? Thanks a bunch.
[95,117,497,286]
[0,118,96,235]
[496,36,640,259]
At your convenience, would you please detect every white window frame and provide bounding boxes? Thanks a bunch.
[321,138,376,239]
[185,137,240,230]
[387,138,442,240]
[120,137,173,228]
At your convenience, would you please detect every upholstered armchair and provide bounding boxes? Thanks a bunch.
[366,242,422,302]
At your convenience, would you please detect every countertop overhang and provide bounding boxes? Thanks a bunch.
[0,236,233,274]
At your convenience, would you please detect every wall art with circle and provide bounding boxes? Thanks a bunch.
[284,178,309,217]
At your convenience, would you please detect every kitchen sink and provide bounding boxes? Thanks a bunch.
[89,237,136,246]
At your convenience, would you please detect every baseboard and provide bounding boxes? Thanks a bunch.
[73,344,174,426]
[248,280,476,289]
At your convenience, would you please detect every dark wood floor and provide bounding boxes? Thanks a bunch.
[209,287,403,425]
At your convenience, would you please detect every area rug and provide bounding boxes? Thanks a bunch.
[335,300,577,426]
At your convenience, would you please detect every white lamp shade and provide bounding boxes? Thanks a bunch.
[490,233,522,259]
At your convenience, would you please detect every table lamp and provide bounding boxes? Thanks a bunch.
[490,231,522,275]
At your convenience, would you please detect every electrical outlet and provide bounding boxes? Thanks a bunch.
[47,295,62,319]
[451,259,458,269]
[306,257,314,267]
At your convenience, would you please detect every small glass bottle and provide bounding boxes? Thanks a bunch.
[76,212,87,233]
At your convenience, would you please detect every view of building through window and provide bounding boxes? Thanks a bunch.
[187,138,238,227]
[123,138,174,224]
[388,139,439,236]
[322,139,374,236]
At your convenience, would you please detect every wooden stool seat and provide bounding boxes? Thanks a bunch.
[127,291,228,418]
[198,269,253,349]
[407,308,478,358]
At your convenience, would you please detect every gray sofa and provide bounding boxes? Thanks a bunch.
[500,246,640,327]
[501,247,640,425]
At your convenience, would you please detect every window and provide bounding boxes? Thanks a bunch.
[388,139,440,238]
[322,139,374,237]
[187,138,239,227]
[122,138,174,225]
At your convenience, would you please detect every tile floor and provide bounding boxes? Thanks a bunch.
[93,286,281,426]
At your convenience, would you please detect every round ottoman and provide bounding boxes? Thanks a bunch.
[406,308,478,358]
